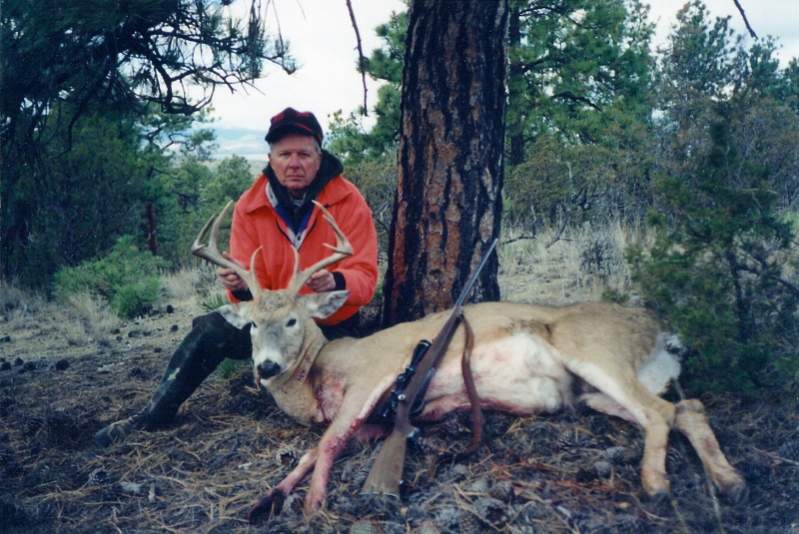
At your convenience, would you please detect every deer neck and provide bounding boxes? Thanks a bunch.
[267,323,329,425]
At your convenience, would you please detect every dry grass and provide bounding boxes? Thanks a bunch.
[498,221,651,305]
[65,292,121,346]
[1,281,107,355]
[0,279,47,320]
[161,266,220,316]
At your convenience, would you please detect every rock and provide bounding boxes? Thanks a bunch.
[13,358,23,367]
[0,335,11,343]
[170,324,179,333]
[594,460,613,479]
[119,481,143,495]
[602,446,627,464]
[466,478,489,493]
[450,464,469,479]
[166,304,175,314]
[0,362,10,372]
[111,328,121,335]
[488,479,514,501]
[153,347,162,353]
[127,330,140,338]
[54,359,69,371]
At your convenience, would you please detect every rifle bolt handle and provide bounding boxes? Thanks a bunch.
[397,393,406,401]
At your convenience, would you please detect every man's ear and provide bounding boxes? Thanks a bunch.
[299,290,349,319]
[217,302,253,329]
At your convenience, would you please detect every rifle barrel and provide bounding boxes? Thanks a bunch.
[455,239,498,308]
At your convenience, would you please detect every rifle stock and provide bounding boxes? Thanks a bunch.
[361,406,413,495]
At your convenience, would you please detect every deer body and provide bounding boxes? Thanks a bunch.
[249,301,744,516]
[193,202,745,520]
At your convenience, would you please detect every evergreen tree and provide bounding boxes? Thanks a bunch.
[1,0,293,286]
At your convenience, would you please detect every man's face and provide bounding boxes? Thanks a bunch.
[268,134,322,197]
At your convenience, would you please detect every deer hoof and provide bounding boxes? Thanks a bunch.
[645,488,670,506]
[721,478,748,504]
[303,493,324,517]
[248,489,285,524]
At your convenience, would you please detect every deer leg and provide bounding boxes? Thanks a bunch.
[249,447,319,523]
[304,425,356,515]
[569,359,676,498]
[674,399,746,501]
[636,397,675,499]
[303,382,393,515]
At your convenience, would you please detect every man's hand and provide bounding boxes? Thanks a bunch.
[217,252,247,291]
[307,269,336,293]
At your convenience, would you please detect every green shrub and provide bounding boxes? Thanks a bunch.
[54,236,167,318]
[217,358,248,379]
[629,111,799,392]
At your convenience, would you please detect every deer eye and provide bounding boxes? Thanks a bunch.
[286,318,297,328]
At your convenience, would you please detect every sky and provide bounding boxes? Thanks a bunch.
[209,0,799,159]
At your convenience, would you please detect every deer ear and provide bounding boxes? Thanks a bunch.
[299,290,349,319]
[217,302,254,329]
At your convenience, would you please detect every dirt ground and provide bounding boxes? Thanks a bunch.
[2,275,799,533]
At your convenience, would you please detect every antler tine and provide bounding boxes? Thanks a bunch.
[192,201,261,297]
[288,201,354,295]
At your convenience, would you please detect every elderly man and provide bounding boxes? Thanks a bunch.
[95,108,378,446]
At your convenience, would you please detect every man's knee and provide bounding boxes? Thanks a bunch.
[191,311,228,330]
[189,311,252,359]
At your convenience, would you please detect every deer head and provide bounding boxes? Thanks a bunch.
[192,200,353,388]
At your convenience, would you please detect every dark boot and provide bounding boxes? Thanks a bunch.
[95,311,251,447]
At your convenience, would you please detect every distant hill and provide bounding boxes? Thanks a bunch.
[212,127,267,161]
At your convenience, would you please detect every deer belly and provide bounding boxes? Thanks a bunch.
[419,333,573,421]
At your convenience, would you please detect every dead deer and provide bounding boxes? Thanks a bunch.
[193,201,746,520]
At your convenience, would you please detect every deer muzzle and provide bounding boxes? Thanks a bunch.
[257,360,282,381]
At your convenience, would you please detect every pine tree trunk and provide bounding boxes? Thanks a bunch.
[383,0,508,326]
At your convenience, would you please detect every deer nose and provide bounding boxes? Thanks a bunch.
[257,360,282,379]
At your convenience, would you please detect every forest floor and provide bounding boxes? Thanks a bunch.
[2,234,799,533]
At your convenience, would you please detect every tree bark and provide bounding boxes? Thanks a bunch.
[383,0,508,326]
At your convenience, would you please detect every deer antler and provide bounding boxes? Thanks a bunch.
[287,201,353,295]
[192,201,262,299]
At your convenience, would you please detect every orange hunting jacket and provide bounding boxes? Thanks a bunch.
[227,172,378,325]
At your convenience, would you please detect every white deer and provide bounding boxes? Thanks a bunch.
[193,201,745,521]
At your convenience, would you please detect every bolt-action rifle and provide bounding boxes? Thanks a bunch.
[362,239,498,495]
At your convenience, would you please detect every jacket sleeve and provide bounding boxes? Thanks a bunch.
[330,190,378,308]
[226,201,261,304]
